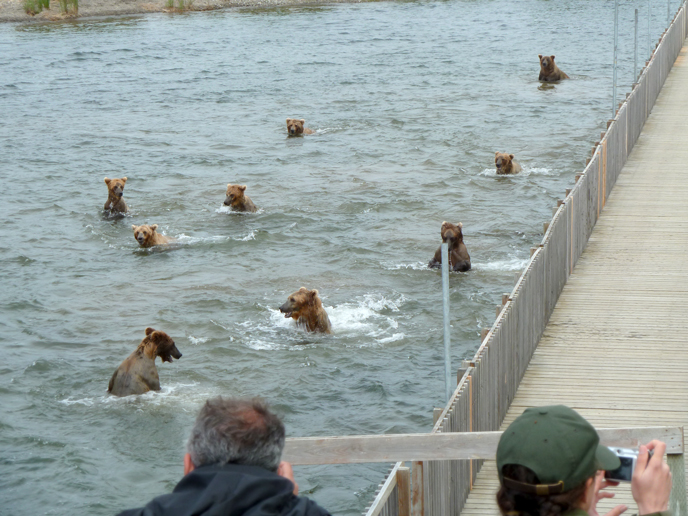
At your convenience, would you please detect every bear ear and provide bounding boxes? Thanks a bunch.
[151,224,158,231]
[458,222,463,229]
[227,183,232,188]
[300,119,305,124]
[494,151,499,156]
[104,178,111,184]
[286,118,292,123]
[239,185,247,191]
[145,327,155,336]
[310,289,319,298]
[551,55,555,60]
[509,154,514,160]
[538,54,543,59]
[122,177,127,183]
[132,225,137,230]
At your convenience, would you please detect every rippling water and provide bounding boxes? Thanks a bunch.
[0,0,673,514]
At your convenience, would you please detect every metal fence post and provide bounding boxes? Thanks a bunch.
[635,9,639,80]
[613,0,619,118]
[441,243,451,403]
[648,0,652,59]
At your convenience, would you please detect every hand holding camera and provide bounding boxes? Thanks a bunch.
[631,440,672,515]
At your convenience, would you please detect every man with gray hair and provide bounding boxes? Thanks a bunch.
[118,397,331,516]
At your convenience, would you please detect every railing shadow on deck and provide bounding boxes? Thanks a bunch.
[358,2,688,515]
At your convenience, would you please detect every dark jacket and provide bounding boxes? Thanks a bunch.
[117,463,331,516]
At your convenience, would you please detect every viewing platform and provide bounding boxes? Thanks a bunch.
[462,41,688,516]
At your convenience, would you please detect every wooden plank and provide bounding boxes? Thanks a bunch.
[282,427,683,464]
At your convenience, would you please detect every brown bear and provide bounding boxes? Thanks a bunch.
[538,55,569,82]
[224,184,258,213]
[495,152,522,175]
[132,224,172,247]
[108,327,182,397]
[104,177,128,214]
[279,287,332,334]
[428,221,471,272]
[286,118,314,136]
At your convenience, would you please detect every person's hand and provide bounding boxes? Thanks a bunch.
[277,461,299,496]
[632,440,672,515]
[589,471,627,516]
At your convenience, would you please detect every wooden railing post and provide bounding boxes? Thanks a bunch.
[411,461,424,516]
[396,467,411,516]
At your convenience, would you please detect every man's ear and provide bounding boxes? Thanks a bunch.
[184,453,195,475]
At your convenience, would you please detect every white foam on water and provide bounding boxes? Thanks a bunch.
[175,234,232,245]
[58,382,213,409]
[473,258,529,272]
[478,167,553,177]
[521,166,553,176]
[243,294,407,349]
[236,230,256,241]
[215,205,264,215]
[382,261,428,271]
[187,335,208,345]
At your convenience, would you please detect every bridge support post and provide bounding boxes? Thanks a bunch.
[441,242,451,403]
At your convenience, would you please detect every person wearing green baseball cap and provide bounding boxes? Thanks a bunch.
[495,405,672,516]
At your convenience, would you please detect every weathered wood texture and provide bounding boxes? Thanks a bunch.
[283,427,684,464]
[365,6,688,516]
[462,23,688,516]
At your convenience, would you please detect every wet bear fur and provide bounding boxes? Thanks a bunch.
[279,287,332,334]
[104,177,128,214]
[538,54,569,82]
[428,221,471,272]
[495,152,522,175]
[132,224,172,247]
[286,118,314,136]
[108,327,182,397]
[224,184,258,213]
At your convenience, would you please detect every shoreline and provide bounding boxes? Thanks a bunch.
[0,0,370,23]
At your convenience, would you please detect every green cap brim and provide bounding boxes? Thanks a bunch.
[595,444,621,471]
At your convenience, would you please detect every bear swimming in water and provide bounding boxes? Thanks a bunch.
[428,221,471,272]
[279,287,332,334]
[108,327,182,397]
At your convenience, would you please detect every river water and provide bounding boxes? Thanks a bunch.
[0,0,673,514]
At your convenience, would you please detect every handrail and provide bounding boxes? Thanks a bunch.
[284,427,684,464]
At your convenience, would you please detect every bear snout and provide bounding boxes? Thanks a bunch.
[279,302,293,317]
[224,196,233,206]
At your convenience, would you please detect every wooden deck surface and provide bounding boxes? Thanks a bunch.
[461,43,688,516]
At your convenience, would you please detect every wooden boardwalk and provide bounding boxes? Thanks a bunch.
[461,43,688,516]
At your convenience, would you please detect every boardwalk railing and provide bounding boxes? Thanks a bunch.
[284,427,687,516]
[363,2,688,515]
